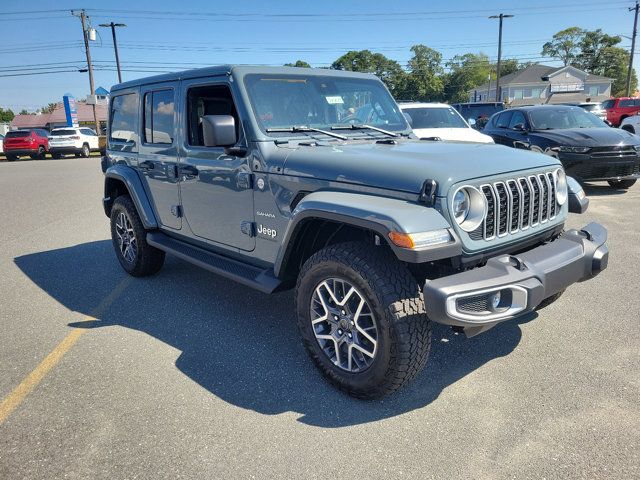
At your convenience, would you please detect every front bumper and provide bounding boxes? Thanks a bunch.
[561,153,640,181]
[423,222,608,336]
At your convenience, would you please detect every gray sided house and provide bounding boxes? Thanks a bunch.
[469,64,611,106]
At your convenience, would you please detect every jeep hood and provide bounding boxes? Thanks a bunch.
[280,140,559,195]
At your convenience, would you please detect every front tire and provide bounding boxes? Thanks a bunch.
[81,143,90,158]
[295,242,431,399]
[5,154,16,162]
[110,195,165,277]
[608,179,637,189]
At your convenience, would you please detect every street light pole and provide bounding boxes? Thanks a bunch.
[489,13,514,103]
[72,9,100,134]
[99,22,127,83]
[626,1,639,96]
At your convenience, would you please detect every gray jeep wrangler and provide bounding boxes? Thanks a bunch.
[102,66,608,398]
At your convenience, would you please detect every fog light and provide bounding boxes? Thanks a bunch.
[490,291,501,310]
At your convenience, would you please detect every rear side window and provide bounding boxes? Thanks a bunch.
[6,131,30,138]
[80,128,96,136]
[496,111,513,128]
[143,89,175,145]
[109,93,139,149]
[619,99,636,107]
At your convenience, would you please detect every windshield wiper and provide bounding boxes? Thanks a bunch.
[331,124,400,137]
[266,126,347,140]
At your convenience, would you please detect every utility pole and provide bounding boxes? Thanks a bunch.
[72,9,100,134]
[99,22,126,83]
[489,13,514,103]
[626,1,639,96]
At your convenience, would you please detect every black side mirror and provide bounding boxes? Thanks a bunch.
[202,115,236,147]
[513,123,527,132]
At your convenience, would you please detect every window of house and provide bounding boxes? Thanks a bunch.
[143,89,175,145]
[531,88,542,98]
[186,84,240,147]
[587,85,599,96]
[109,93,139,146]
[513,90,524,100]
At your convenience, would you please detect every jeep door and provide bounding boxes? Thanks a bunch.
[177,78,255,251]
[137,82,181,230]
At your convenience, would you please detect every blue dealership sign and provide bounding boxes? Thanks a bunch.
[63,95,79,127]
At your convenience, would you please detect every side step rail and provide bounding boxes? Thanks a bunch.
[146,232,282,294]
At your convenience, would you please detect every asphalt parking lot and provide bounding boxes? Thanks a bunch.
[0,157,638,479]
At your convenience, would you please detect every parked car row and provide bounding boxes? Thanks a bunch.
[1,127,100,161]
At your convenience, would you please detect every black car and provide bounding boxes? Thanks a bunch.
[484,105,640,189]
[451,102,505,130]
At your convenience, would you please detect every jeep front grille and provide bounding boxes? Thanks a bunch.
[469,171,560,241]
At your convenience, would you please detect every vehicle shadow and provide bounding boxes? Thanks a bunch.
[14,241,535,427]
[582,183,630,196]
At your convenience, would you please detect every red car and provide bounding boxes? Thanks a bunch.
[601,97,640,127]
[3,129,49,161]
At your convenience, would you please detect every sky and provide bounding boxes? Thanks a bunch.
[0,0,636,112]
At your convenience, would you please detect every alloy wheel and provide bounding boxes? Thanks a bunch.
[115,212,137,264]
[310,278,378,372]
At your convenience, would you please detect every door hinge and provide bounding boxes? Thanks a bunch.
[241,221,255,237]
[171,205,183,218]
[237,172,253,190]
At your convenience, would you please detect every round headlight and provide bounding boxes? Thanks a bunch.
[555,168,568,205]
[453,189,470,222]
[452,186,487,232]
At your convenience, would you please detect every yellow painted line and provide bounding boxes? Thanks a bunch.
[0,276,132,424]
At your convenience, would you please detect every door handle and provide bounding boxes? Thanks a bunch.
[139,160,154,170]
[179,165,199,177]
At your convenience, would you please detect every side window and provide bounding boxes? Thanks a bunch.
[143,89,175,145]
[619,99,634,107]
[508,111,527,129]
[496,111,513,129]
[109,93,139,150]
[601,100,614,109]
[186,84,240,147]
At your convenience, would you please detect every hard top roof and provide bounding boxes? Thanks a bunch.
[111,65,380,92]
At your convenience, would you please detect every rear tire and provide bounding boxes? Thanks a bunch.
[5,154,16,162]
[608,179,637,189]
[295,241,431,399]
[110,195,165,277]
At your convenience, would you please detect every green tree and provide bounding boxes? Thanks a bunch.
[496,58,520,77]
[402,45,444,101]
[0,107,15,122]
[284,60,311,68]
[331,50,407,96]
[541,27,584,66]
[19,109,29,115]
[443,53,492,103]
[41,102,58,114]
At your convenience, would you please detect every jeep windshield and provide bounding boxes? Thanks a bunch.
[244,74,408,139]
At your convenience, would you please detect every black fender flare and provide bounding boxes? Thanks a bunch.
[103,164,158,229]
[273,191,461,278]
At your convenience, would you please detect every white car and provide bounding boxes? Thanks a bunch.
[48,127,100,158]
[619,114,640,134]
[399,102,494,143]
[0,133,4,154]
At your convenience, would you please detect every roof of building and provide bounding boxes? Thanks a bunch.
[11,101,107,129]
[95,87,110,96]
[473,64,612,92]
